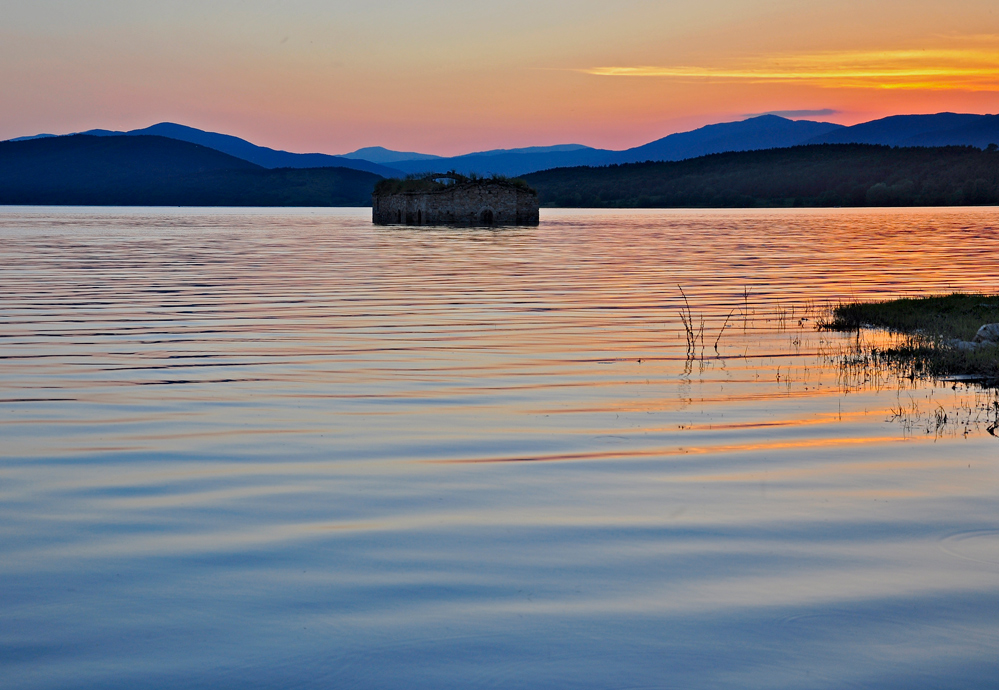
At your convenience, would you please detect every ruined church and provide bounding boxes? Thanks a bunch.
[372,173,539,226]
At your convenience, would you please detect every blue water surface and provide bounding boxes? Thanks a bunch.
[2,207,998,689]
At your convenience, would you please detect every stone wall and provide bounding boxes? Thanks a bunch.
[372,182,539,226]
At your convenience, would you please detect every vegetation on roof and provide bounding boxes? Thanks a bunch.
[373,171,535,196]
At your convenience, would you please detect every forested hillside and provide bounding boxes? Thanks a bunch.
[522,145,999,208]
[0,135,382,206]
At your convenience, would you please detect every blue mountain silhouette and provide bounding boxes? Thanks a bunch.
[78,123,403,177]
[387,115,843,175]
[805,113,989,146]
[7,112,999,180]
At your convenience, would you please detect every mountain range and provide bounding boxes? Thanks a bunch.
[0,134,381,206]
[8,112,999,180]
[6,133,994,208]
[11,123,401,177]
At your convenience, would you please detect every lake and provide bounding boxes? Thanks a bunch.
[2,206,998,689]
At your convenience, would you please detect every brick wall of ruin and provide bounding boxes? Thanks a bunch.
[372,184,539,226]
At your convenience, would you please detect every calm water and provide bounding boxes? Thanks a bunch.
[2,207,998,689]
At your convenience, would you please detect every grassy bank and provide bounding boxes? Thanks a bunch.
[819,293,999,383]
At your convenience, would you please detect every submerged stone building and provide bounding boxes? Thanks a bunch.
[372,174,539,226]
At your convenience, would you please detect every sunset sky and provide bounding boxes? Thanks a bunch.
[3,0,999,155]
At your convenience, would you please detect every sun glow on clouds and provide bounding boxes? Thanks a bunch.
[585,49,999,91]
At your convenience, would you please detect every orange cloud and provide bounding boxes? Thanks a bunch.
[584,49,999,91]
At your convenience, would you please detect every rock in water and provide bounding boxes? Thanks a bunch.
[973,323,999,344]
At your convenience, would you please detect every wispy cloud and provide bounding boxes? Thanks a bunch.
[747,109,840,118]
[583,49,999,90]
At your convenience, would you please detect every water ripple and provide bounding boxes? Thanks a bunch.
[2,207,999,689]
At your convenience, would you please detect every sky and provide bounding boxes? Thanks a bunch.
[2,0,999,156]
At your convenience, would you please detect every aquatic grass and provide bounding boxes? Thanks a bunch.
[677,286,739,358]
[845,339,999,382]
[677,285,700,356]
[820,293,999,385]
[713,307,738,353]
[819,292,999,341]
[883,385,999,439]
[676,287,814,360]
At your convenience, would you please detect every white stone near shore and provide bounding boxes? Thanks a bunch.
[951,339,980,350]
[973,323,999,344]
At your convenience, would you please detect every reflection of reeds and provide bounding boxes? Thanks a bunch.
[669,289,999,439]
[743,286,751,332]
[775,298,787,331]
[881,386,999,439]
[834,334,998,386]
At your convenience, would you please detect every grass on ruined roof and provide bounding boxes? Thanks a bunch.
[819,293,999,383]
[373,172,534,196]
[373,177,447,195]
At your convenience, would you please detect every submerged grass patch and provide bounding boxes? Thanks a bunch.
[819,293,999,340]
[819,293,999,384]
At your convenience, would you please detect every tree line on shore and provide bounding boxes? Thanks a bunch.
[520,144,999,208]
[4,135,999,208]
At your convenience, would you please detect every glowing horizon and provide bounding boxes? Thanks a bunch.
[2,2,999,155]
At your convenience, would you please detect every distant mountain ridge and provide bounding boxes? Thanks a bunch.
[611,114,843,164]
[386,116,844,176]
[0,116,851,177]
[0,134,381,206]
[374,113,999,176]
[908,115,999,148]
[341,146,442,164]
[389,145,615,177]
[5,112,999,182]
[13,123,403,177]
[807,113,999,148]
[4,133,999,209]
